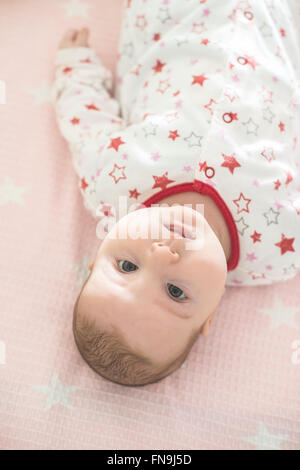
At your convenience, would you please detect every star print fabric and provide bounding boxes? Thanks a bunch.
[52,0,300,286]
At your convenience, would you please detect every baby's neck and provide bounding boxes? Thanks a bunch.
[156,191,232,263]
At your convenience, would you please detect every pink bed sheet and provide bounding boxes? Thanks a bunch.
[0,0,299,450]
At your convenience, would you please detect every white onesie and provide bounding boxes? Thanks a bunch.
[52,0,300,286]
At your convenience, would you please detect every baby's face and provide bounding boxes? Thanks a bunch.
[78,205,227,368]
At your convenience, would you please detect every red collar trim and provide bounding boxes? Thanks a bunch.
[139,181,240,271]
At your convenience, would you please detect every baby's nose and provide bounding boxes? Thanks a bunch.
[150,241,180,263]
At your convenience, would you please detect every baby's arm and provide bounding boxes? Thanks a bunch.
[52,28,126,174]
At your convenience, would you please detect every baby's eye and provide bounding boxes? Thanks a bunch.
[167,283,187,301]
[117,260,138,272]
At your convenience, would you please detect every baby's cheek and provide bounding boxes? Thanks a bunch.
[194,257,226,291]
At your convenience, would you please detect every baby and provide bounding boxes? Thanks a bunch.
[52,0,300,386]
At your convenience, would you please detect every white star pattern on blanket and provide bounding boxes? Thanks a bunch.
[1,0,300,451]
[242,422,291,450]
[0,177,29,206]
[33,372,78,411]
[29,81,53,105]
[71,254,92,286]
[257,293,300,329]
[61,0,90,18]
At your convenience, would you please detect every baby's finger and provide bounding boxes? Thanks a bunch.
[75,28,90,46]
[74,28,88,46]
[65,29,77,42]
[59,29,77,48]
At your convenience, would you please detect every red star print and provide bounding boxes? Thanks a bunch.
[192,74,208,86]
[248,271,266,280]
[173,90,180,97]
[80,178,88,191]
[152,59,166,73]
[108,136,126,152]
[85,103,100,111]
[109,164,127,184]
[129,188,141,199]
[201,38,209,45]
[80,58,91,64]
[227,112,239,121]
[152,172,175,191]
[135,14,148,31]
[250,231,262,243]
[191,22,207,34]
[280,28,286,37]
[70,117,80,125]
[198,161,208,172]
[156,79,171,94]
[275,233,295,255]
[278,121,285,132]
[100,203,114,217]
[261,147,275,162]
[63,67,72,74]
[221,153,241,174]
[153,33,161,41]
[233,192,251,214]
[229,63,235,70]
[274,179,281,190]
[259,87,273,103]
[224,91,239,102]
[245,55,260,70]
[204,98,217,115]
[285,172,293,185]
[169,130,180,141]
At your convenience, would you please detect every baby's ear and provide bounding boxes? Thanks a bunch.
[201,317,212,337]
[88,260,95,271]
[200,308,216,336]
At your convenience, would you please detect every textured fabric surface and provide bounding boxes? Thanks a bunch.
[0,0,299,450]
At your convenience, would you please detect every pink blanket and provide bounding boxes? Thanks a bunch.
[0,0,299,450]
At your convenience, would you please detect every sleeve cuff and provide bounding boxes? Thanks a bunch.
[55,47,103,66]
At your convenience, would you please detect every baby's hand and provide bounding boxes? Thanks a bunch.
[59,28,90,49]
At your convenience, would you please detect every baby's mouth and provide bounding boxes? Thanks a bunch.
[163,222,196,239]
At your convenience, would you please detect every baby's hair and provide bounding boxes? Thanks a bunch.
[72,296,201,387]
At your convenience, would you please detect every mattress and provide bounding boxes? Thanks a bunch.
[0,0,299,450]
